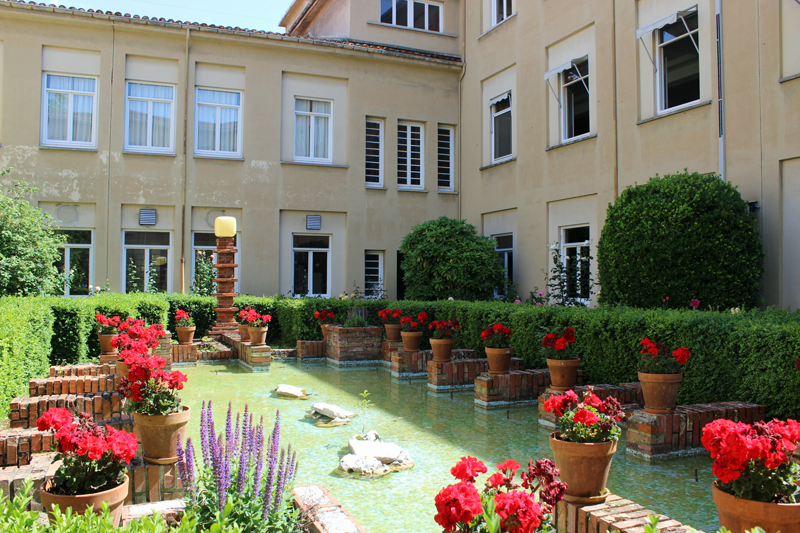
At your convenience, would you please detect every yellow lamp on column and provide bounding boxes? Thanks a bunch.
[214,216,237,238]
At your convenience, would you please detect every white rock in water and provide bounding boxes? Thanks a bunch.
[363,430,381,442]
[311,402,356,420]
[276,384,307,398]
[339,454,390,476]
[348,439,408,465]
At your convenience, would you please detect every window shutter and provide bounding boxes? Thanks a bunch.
[365,120,382,184]
[397,123,422,188]
[437,127,453,190]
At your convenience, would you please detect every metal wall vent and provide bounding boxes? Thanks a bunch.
[139,208,157,226]
[306,215,322,230]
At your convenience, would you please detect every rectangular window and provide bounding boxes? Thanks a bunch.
[55,230,93,296]
[365,118,384,186]
[562,59,590,141]
[658,12,699,112]
[122,231,171,293]
[41,74,97,148]
[194,87,243,157]
[125,82,175,153]
[294,98,332,163]
[380,0,442,32]
[491,95,512,163]
[561,226,591,300]
[397,122,424,189]
[192,232,240,293]
[437,125,454,191]
[292,235,330,297]
[494,0,513,26]
[364,251,385,299]
[493,234,513,284]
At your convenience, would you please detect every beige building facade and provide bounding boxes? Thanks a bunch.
[0,0,798,307]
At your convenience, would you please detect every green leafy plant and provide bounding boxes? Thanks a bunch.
[0,174,67,296]
[191,250,217,296]
[353,390,373,435]
[343,307,369,328]
[597,171,763,309]
[399,216,506,301]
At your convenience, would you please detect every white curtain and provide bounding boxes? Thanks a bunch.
[313,100,331,114]
[47,92,68,141]
[198,89,239,106]
[128,100,148,146]
[197,106,216,151]
[72,94,93,143]
[295,99,311,112]
[152,102,171,148]
[295,114,310,157]
[219,108,238,152]
[314,116,329,159]
[129,83,172,100]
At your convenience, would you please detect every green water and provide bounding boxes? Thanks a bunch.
[180,362,720,533]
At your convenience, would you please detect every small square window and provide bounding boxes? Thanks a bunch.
[41,73,98,149]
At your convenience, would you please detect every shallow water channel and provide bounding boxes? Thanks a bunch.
[180,361,720,533]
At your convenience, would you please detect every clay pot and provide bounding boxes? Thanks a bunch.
[400,331,423,352]
[238,323,250,342]
[98,354,118,364]
[430,338,455,362]
[549,433,616,501]
[486,347,513,375]
[115,360,129,379]
[713,482,800,533]
[175,326,196,345]
[639,372,683,414]
[248,326,268,347]
[547,358,581,392]
[134,406,191,464]
[40,475,129,526]
[384,323,402,342]
[321,324,330,342]
[97,333,118,356]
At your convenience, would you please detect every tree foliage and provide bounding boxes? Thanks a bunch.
[597,172,763,309]
[399,216,505,301]
[0,172,66,296]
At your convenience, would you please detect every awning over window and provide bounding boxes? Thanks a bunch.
[635,7,697,39]
[489,91,511,107]
[543,60,575,81]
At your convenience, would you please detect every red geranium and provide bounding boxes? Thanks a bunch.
[175,309,194,328]
[572,409,600,426]
[451,456,488,483]
[481,323,513,348]
[95,314,121,335]
[244,309,271,327]
[542,327,576,360]
[494,490,542,533]
[118,356,187,416]
[400,312,428,332]
[429,319,460,339]
[543,386,624,443]
[378,308,403,325]
[434,481,483,532]
[638,337,691,374]
[313,309,336,324]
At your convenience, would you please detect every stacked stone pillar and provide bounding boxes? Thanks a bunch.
[208,236,238,337]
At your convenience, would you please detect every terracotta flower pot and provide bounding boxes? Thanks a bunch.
[400,331,423,352]
[549,433,616,502]
[486,347,513,375]
[97,333,118,356]
[321,323,330,342]
[134,406,191,465]
[384,323,402,342]
[248,326,268,347]
[115,360,129,379]
[639,372,683,414]
[175,326,196,345]
[547,358,581,392]
[238,323,250,342]
[98,354,118,364]
[712,482,800,533]
[431,338,455,362]
[40,475,129,526]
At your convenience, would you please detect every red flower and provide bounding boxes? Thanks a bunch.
[554,338,568,351]
[167,371,188,390]
[582,392,603,410]
[37,408,74,432]
[562,327,576,343]
[494,490,542,533]
[542,390,579,417]
[487,472,506,489]
[175,309,190,321]
[572,409,600,426]
[433,481,483,532]
[105,427,138,463]
[795,357,800,371]
[450,456,487,483]
[542,334,556,349]
[672,348,691,365]
[78,435,108,461]
[497,459,520,476]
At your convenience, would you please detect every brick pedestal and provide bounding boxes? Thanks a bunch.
[626,401,764,461]
[171,343,198,363]
[238,344,272,372]
[297,340,326,359]
[30,373,120,397]
[381,340,404,367]
[537,382,639,428]
[127,459,184,504]
[325,326,382,366]
[428,357,489,392]
[391,350,431,378]
[473,364,546,409]
[554,493,697,533]
[49,363,115,378]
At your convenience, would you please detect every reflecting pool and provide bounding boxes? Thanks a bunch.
[180,362,720,533]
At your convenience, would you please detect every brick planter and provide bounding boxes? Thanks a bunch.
[297,340,326,359]
[325,326,382,366]
[30,373,120,397]
[473,364,546,409]
[391,350,431,378]
[381,340,404,367]
[10,392,125,429]
[427,355,485,392]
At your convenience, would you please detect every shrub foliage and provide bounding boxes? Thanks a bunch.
[597,172,764,309]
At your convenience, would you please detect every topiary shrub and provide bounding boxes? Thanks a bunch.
[399,216,506,301]
[597,172,763,309]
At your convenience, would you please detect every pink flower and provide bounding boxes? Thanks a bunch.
[690,299,700,309]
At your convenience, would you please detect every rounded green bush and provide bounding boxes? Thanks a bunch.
[597,172,764,309]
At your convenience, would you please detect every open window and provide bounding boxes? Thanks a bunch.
[493,0,513,27]
[561,226,591,301]
[490,92,512,163]
[292,235,330,297]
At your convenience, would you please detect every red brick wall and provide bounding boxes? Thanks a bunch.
[49,363,115,378]
[554,493,697,532]
[30,374,119,397]
[9,392,124,429]
[297,340,326,358]
[325,327,382,362]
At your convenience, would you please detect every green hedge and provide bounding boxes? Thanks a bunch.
[157,293,217,337]
[0,298,54,419]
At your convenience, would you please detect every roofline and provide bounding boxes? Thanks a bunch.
[0,1,462,67]
[279,0,309,29]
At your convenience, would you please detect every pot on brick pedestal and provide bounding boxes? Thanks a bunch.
[384,323,401,342]
[41,475,129,526]
[400,331,422,352]
[98,333,118,359]
[549,433,616,503]
[638,372,682,414]
[713,482,800,533]
[248,326,268,347]
[134,406,191,465]
[238,323,250,341]
[430,338,454,362]
[547,358,581,391]
[175,326,196,345]
[485,347,513,375]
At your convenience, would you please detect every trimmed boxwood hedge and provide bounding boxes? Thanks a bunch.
[0,298,54,419]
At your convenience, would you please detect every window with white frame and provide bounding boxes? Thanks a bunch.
[561,59,590,141]
[294,98,332,163]
[365,118,384,186]
[125,82,175,153]
[364,251,385,299]
[490,93,512,163]
[561,226,591,300]
[194,88,243,157]
[437,125,454,191]
[122,231,171,293]
[380,0,442,32]
[55,230,93,296]
[292,235,330,297]
[657,10,699,112]
[192,232,240,293]
[493,234,513,284]
[41,74,97,148]
[397,122,424,189]
[493,0,513,26]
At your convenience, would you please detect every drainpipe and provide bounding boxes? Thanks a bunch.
[612,0,619,199]
[715,0,726,182]
[457,0,466,220]
[180,27,190,293]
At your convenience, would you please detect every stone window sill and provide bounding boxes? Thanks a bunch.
[546,134,597,152]
[480,157,516,171]
[636,100,713,126]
